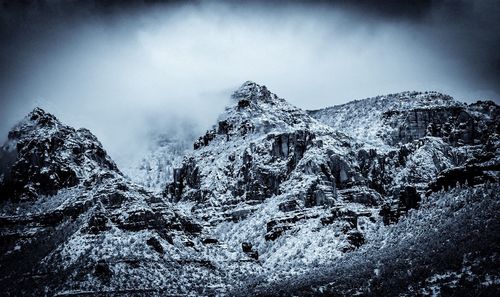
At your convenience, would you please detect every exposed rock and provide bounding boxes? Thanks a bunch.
[427,136,500,194]
[428,165,497,193]
[241,242,259,260]
[338,187,383,206]
[202,238,219,244]
[383,106,465,145]
[218,120,232,135]
[398,185,421,212]
[0,108,118,201]
[309,91,499,148]
[168,123,342,207]
[232,81,275,102]
[238,99,251,109]
[94,260,112,282]
[265,220,294,241]
[146,237,164,254]
[194,129,217,149]
[265,210,320,241]
[346,230,365,248]
[278,199,301,212]
[84,210,111,234]
[167,157,201,202]
[320,207,359,228]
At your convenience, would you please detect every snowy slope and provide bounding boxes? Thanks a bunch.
[308,91,462,147]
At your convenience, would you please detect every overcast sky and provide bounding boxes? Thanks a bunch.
[1,0,499,167]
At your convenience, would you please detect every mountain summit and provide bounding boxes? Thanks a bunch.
[231,80,277,102]
[0,107,119,201]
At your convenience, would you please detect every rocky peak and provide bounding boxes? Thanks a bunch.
[0,107,119,201]
[27,107,58,125]
[231,81,276,102]
[193,81,332,151]
[168,83,360,208]
[8,107,62,139]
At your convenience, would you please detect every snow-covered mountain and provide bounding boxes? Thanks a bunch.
[0,108,231,295]
[0,82,498,296]
[309,91,497,148]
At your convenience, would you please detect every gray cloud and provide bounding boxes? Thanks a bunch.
[0,0,499,168]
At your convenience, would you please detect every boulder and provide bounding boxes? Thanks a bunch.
[146,237,164,254]
[241,242,259,260]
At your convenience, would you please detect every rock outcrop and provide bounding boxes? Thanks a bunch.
[308,91,499,148]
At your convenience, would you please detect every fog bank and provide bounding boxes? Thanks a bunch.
[1,0,498,168]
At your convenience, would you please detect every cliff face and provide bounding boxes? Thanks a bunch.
[309,91,500,197]
[0,83,498,296]
[166,81,357,208]
[382,103,498,146]
[308,91,499,148]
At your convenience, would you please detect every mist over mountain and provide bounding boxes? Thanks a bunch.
[0,81,498,296]
[1,0,499,169]
[0,1,499,296]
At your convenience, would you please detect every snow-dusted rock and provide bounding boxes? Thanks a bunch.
[309,91,498,147]
[0,107,119,201]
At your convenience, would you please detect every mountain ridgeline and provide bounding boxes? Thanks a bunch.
[0,82,498,296]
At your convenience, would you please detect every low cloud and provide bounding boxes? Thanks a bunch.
[0,1,498,168]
